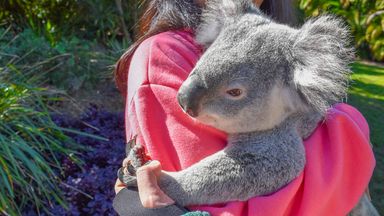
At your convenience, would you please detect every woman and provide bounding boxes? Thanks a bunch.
[113,0,375,215]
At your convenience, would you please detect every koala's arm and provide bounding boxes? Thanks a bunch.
[158,150,245,206]
[158,141,305,206]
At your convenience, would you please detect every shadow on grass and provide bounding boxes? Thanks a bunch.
[350,79,384,101]
[348,69,384,147]
[348,61,384,214]
[348,93,384,214]
[352,63,384,77]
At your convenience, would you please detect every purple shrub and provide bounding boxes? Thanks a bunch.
[23,105,126,215]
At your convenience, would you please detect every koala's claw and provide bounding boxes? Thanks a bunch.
[118,136,152,187]
[117,167,137,187]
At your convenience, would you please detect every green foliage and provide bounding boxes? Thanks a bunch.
[0,0,141,44]
[299,0,384,62]
[0,27,125,91]
[0,1,131,214]
[0,35,83,214]
[71,0,140,43]
[0,0,78,44]
[0,25,114,215]
[0,83,74,215]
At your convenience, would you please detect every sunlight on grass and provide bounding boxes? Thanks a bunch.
[350,64,384,102]
[350,86,384,101]
[348,61,384,214]
[348,61,384,146]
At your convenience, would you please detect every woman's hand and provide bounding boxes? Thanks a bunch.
[114,158,174,208]
[136,160,175,208]
[114,178,126,194]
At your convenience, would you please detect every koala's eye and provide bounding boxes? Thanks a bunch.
[226,88,243,97]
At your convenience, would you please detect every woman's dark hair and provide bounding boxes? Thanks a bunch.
[115,0,297,97]
[115,0,201,96]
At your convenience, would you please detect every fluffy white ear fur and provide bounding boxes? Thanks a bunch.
[196,0,256,47]
[195,14,223,46]
[292,15,354,113]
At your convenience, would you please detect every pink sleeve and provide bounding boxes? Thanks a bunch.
[124,30,227,171]
[124,30,375,216]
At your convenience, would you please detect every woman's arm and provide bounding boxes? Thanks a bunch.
[123,30,226,172]
[115,29,226,208]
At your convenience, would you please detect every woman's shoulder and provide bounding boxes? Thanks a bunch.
[303,103,370,144]
[137,29,202,60]
[301,103,375,215]
[127,30,202,103]
[325,103,369,139]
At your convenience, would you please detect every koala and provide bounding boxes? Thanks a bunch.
[123,0,378,214]
[157,0,352,206]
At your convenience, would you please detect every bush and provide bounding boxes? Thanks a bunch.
[0,26,119,214]
[0,82,76,215]
[0,69,81,215]
[0,1,130,215]
[299,0,384,62]
[0,0,140,44]
[0,27,125,91]
[23,107,126,216]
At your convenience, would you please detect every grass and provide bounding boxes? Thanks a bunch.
[348,61,384,214]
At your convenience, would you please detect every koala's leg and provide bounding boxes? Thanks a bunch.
[158,139,305,206]
[348,193,380,216]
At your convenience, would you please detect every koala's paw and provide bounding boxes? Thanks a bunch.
[119,136,152,187]
[126,136,152,169]
[117,155,151,187]
[128,145,152,169]
[117,167,137,187]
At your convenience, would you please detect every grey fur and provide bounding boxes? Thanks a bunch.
[159,113,320,206]
[292,15,354,114]
[196,0,260,46]
[151,0,377,213]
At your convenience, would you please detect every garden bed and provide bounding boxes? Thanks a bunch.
[23,106,125,215]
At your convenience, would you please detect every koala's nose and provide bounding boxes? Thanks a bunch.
[177,77,206,117]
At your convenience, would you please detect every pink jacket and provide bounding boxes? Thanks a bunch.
[124,30,375,216]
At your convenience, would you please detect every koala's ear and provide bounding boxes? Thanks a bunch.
[196,0,255,47]
[292,15,355,113]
